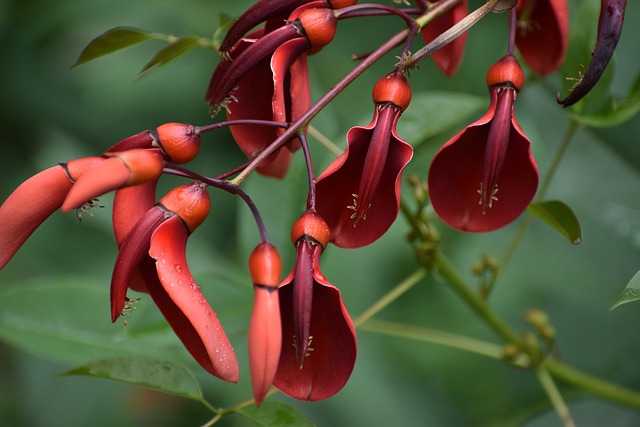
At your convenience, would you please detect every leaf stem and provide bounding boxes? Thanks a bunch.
[536,366,576,427]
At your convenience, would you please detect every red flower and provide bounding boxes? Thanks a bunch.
[420,0,469,76]
[111,183,239,382]
[248,242,283,406]
[315,72,413,248]
[273,211,357,401]
[428,55,539,232]
[515,0,569,76]
[206,5,339,178]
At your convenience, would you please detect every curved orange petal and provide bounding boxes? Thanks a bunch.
[149,216,239,382]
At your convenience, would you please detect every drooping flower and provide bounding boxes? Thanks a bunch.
[315,71,413,248]
[111,183,239,382]
[515,0,569,76]
[558,0,627,107]
[206,5,339,178]
[428,54,539,232]
[420,0,469,76]
[273,211,357,401]
[248,242,282,406]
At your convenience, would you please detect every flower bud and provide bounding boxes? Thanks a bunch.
[112,149,164,185]
[290,210,331,248]
[486,54,525,91]
[372,72,412,111]
[327,0,357,8]
[296,8,337,53]
[159,183,211,233]
[155,123,201,164]
[249,242,282,288]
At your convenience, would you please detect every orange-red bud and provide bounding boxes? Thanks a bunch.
[290,210,331,247]
[249,242,282,288]
[159,183,211,233]
[327,0,357,8]
[111,149,165,185]
[155,123,201,164]
[297,8,337,53]
[372,72,412,111]
[486,54,525,91]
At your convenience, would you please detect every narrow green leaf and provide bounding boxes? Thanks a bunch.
[610,270,640,311]
[73,26,153,67]
[139,36,200,76]
[212,13,235,51]
[61,357,203,401]
[235,401,316,427]
[528,200,583,245]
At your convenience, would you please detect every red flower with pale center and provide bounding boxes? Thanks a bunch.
[315,72,413,248]
[110,183,239,382]
[428,55,539,232]
[515,0,569,76]
[273,211,357,401]
[420,0,469,77]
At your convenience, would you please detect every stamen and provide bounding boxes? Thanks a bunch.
[346,193,371,227]
[76,198,104,223]
[478,183,499,214]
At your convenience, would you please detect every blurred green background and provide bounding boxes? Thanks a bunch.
[1,0,640,426]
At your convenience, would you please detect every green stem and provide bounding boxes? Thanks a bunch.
[545,359,640,409]
[433,251,525,348]
[536,366,576,427]
[353,268,427,328]
[307,125,343,156]
[360,319,504,359]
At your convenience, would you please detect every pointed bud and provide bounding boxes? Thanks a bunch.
[62,149,164,212]
[248,242,283,406]
[155,123,201,164]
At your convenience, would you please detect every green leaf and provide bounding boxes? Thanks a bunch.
[139,36,200,76]
[235,401,316,427]
[610,270,640,311]
[528,200,583,245]
[397,91,486,146]
[61,357,203,401]
[570,73,640,128]
[73,26,153,67]
[0,276,179,365]
[212,13,235,51]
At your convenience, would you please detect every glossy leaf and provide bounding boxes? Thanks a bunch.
[73,26,153,67]
[235,401,316,426]
[396,91,485,146]
[61,357,204,401]
[528,200,582,244]
[610,270,640,310]
[139,36,200,76]
[0,277,179,365]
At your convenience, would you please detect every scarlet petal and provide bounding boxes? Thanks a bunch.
[110,207,165,321]
[315,112,413,248]
[149,216,239,383]
[428,105,539,232]
[62,157,130,212]
[516,0,569,76]
[274,269,357,401]
[249,286,282,406]
[420,0,468,76]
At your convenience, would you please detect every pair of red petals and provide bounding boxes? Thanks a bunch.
[421,0,568,77]
[428,55,539,233]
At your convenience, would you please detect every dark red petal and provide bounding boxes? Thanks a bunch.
[271,37,311,152]
[274,263,357,401]
[110,206,166,321]
[428,99,539,232]
[148,216,238,382]
[516,0,569,76]
[315,111,413,248]
[420,0,469,76]
[219,0,311,52]
[558,0,626,106]
[0,157,103,269]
